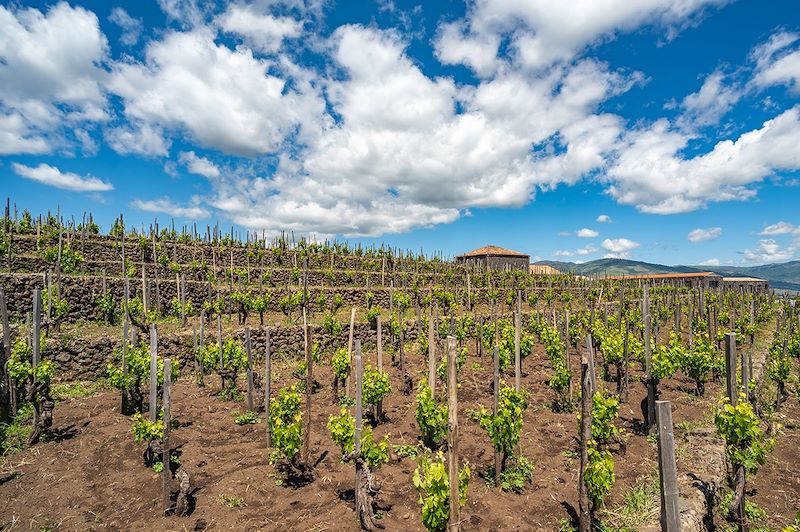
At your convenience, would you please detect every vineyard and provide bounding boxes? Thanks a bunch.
[0,210,799,531]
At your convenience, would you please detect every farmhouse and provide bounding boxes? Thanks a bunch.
[455,245,530,271]
[529,264,563,275]
[606,271,723,289]
[720,277,769,293]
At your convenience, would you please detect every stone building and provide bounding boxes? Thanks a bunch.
[455,245,530,271]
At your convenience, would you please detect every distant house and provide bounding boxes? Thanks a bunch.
[455,245,530,271]
[529,264,562,276]
[720,277,769,293]
[605,271,723,289]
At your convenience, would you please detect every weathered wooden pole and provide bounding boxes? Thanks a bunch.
[376,315,383,373]
[428,316,436,392]
[446,336,460,531]
[354,339,363,522]
[245,328,254,411]
[579,347,592,532]
[493,344,501,480]
[725,333,737,406]
[149,324,158,422]
[346,307,356,396]
[656,400,681,532]
[303,324,313,463]
[514,291,521,392]
[265,327,272,446]
[162,358,172,514]
[643,286,656,433]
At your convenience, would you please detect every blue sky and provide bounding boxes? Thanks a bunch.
[2,0,800,266]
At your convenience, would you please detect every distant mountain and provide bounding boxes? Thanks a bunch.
[533,258,800,291]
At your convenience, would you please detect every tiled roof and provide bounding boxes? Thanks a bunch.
[457,245,529,258]
[606,272,720,280]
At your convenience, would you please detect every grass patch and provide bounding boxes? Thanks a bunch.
[1,403,34,455]
[233,410,260,425]
[598,471,659,531]
[51,379,109,401]
[220,494,247,508]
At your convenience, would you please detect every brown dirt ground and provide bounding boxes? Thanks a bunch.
[1,328,797,532]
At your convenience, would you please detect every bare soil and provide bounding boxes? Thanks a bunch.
[1,330,797,531]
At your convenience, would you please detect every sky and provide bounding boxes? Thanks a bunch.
[2,0,800,266]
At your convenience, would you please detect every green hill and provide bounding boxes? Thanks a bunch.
[534,258,800,291]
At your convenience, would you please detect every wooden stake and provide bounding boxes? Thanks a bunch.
[725,333,737,406]
[149,324,158,423]
[265,327,272,446]
[246,328,254,411]
[303,324,313,464]
[428,316,436,392]
[162,358,172,514]
[446,336,460,531]
[354,339,363,521]
[656,400,680,532]
[579,348,592,532]
[346,307,355,396]
[377,315,383,373]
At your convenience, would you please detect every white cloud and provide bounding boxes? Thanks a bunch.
[596,214,612,223]
[751,32,800,94]
[554,244,598,257]
[687,226,722,243]
[179,150,220,178]
[759,221,798,235]
[12,162,113,192]
[108,7,142,46]
[699,258,720,266]
[435,0,726,73]
[106,122,170,156]
[606,106,800,213]
[743,239,795,263]
[107,28,324,156]
[577,228,598,238]
[679,71,741,127]
[601,237,639,258]
[218,4,302,53]
[132,197,210,219]
[0,2,109,154]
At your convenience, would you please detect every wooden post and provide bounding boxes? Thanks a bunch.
[741,349,750,402]
[428,316,436,392]
[346,307,356,396]
[217,315,223,371]
[303,324,313,464]
[586,334,596,396]
[265,327,272,446]
[579,348,592,532]
[493,344,501,479]
[725,333,737,406]
[122,314,129,414]
[32,290,41,367]
[245,328,254,411]
[162,358,172,514]
[149,324,158,422]
[514,295,521,392]
[376,315,383,373]
[354,340,363,521]
[446,336,460,531]
[643,287,656,433]
[656,401,680,532]
[0,288,10,411]
[622,319,630,402]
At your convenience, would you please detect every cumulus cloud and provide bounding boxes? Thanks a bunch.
[743,239,795,263]
[759,221,799,235]
[576,228,599,238]
[218,4,301,53]
[132,197,210,219]
[687,227,722,243]
[678,71,741,127]
[107,28,324,156]
[601,237,639,258]
[12,162,113,192]
[699,258,720,266]
[179,150,220,178]
[596,214,612,223]
[108,7,142,46]
[435,0,726,73]
[751,31,800,94]
[553,245,598,257]
[0,2,109,154]
[606,106,800,213]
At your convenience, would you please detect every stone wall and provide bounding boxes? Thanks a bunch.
[41,321,421,381]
